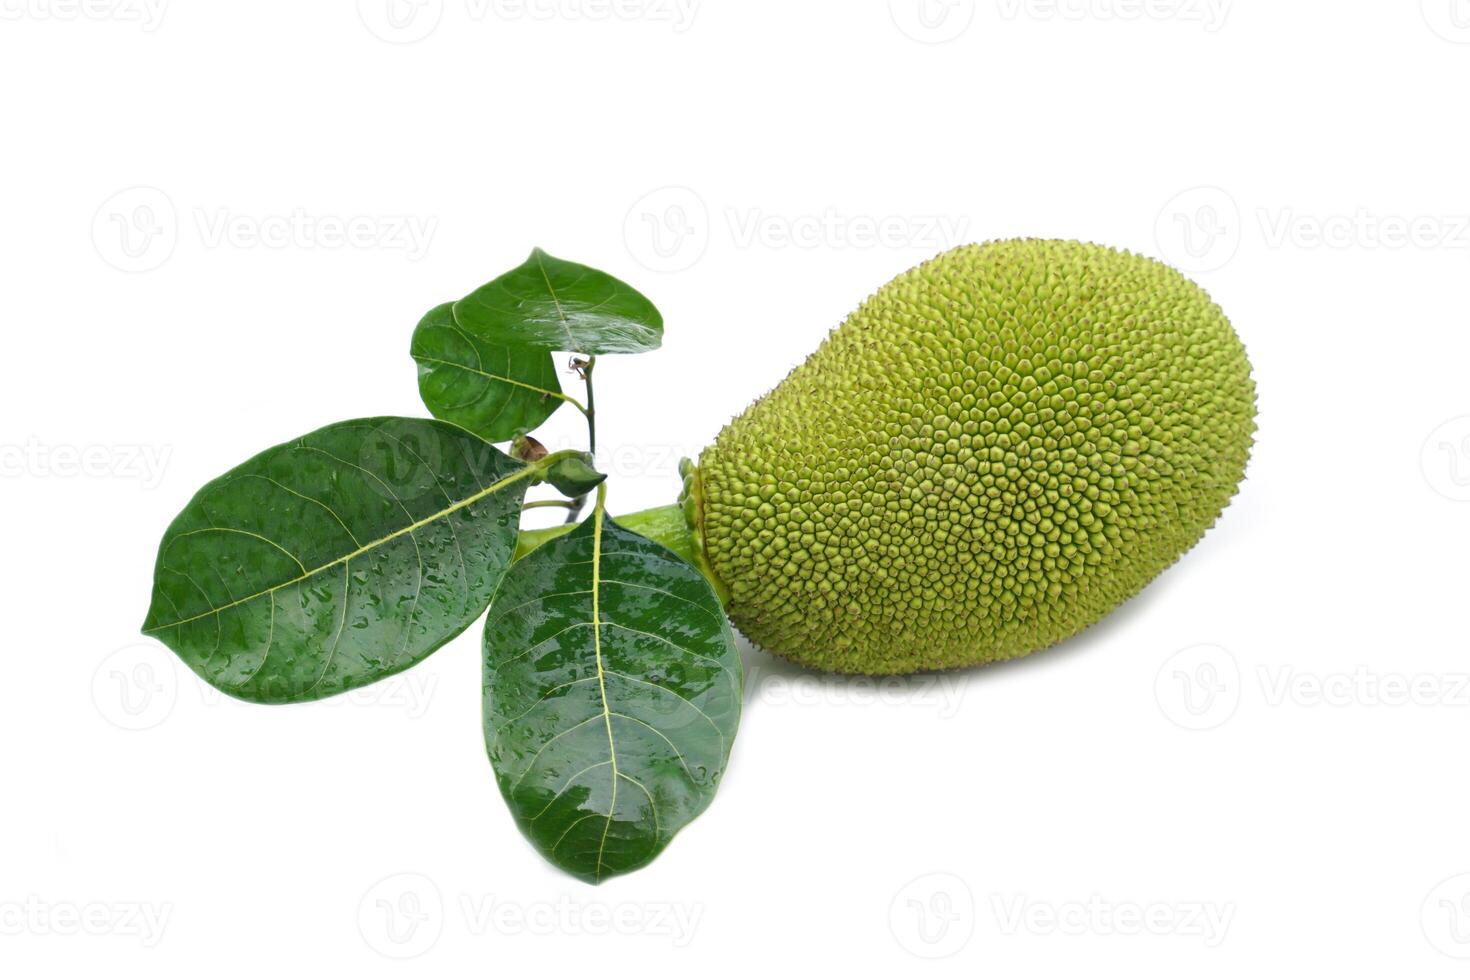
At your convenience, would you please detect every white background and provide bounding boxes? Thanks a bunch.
[3,1,1469,976]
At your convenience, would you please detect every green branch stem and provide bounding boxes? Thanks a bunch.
[582,355,597,456]
[555,390,589,414]
[561,355,598,526]
[522,499,581,512]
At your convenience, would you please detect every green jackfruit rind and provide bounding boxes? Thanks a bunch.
[698,239,1256,674]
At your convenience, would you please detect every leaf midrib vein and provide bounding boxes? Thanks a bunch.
[533,250,578,352]
[414,354,572,404]
[145,461,534,633]
[591,504,618,883]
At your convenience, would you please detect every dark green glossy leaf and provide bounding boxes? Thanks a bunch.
[411,302,566,442]
[544,454,605,498]
[142,418,535,704]
[483,508,741,883]
[453,248,663,355]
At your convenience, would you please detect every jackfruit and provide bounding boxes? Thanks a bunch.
[691,239,1256,674]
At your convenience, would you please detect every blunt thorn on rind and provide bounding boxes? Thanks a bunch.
[692,239,1257,675]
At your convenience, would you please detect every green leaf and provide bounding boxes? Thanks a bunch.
[483,507,742,883]
[544,454,605,498]
[142,417,537,704]
[453,248,664,355]
[411,302,568,443]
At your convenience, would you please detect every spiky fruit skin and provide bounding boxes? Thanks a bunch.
[696,239,1256,675]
